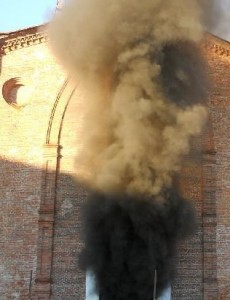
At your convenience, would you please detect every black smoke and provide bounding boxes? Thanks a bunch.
[49,1,211,298]
[79,189,196,299]
[158,41,209,107]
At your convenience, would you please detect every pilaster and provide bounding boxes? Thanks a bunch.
[33,144,61,299]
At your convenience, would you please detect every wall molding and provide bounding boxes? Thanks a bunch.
[202,34,230,57]
[0,26,48,55]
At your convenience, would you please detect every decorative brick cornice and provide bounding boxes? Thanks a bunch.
[0,25,48,55]
[202,33,230,57]
[1,26,229,58]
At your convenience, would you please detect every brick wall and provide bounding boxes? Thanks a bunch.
[51,90,88,300]
[0,40,66,299]
[172,36,230,300]
[204,38,230,299]
[0,30,229,300]
[0,159,41,299]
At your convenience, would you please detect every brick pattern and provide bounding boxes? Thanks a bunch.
[0,31,229,299]
[205,47,230,298]
[33,78,83,299]
[201,125,218,300]
[51,170,86,300]
[0,160,41,299]
[172,144,205,299]
[0,41,66,300]
[50,89,88,300]
[172,132,218,300]
[33,145,60,300]
[0,26,47,55]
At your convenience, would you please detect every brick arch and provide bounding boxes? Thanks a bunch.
[33,78,77,300]
[46,77,77,145]
[50,79,88,299]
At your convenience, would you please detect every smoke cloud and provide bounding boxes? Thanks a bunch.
[49,0,210,196]
[80,189,196,299]
[49,0,213,298]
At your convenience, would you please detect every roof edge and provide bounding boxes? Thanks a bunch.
[0,27,229,57]
[0,24,48,55]
[0,23,47,38]
[203,32,230,57]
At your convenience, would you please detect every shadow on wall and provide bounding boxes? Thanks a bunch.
[0,147,218,300]
[0,157,86,300]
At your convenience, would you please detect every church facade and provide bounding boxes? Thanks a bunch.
[0,25,229,300]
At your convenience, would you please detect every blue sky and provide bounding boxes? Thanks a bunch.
[0,0,57,32]
[214,0,230,41]
[0,0,229,41]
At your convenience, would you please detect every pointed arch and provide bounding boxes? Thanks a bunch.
[33,78,77,299]
[46,77,77,145]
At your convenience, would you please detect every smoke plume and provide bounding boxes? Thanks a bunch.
[49,0,212,298]
[49,0,210,196]
[80,189,196,299]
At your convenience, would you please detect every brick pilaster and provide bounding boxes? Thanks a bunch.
[33,144,61,299]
